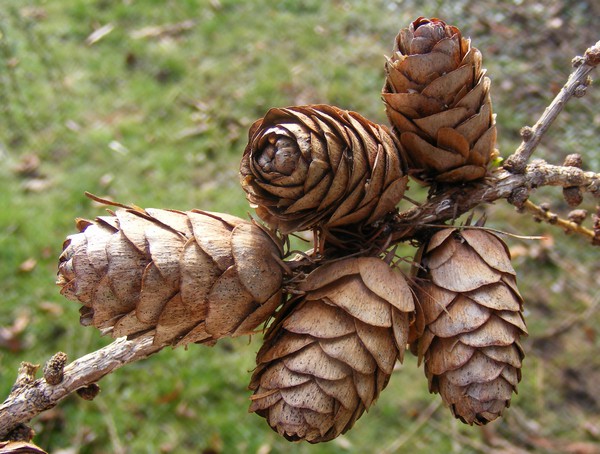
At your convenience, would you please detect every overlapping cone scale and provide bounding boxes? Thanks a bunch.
[57,206,284,348]
[249,257,414,442]
[383,17,498,183]
[410,228,527,425]
[240,104,408,234]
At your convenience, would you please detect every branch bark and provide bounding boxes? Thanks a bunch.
[503,40,600,173]
[390,161,600,241]
[0,333,162,440]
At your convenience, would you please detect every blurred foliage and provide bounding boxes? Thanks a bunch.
[0,0,598,453]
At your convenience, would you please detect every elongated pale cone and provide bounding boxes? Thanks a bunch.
[410,228,527,425]
[57,206,284,348]
[383,17,498,183]
[249,257,414,442]
[240,104,408,235]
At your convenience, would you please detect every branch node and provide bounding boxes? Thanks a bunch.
[568,209,588,225]
[11,363,39,394]
[572,55,586,67]
[43,352,68,386]
[508,187,529,210]
[584,42,600,66]
[562,154,584,206]
[3,423,35,443]
[519,126,534,141]
[76,384,101,401]
[563,186,584,207]
[574,84,587,98]
[563,154,583,168]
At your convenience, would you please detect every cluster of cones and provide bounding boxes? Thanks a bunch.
[57,18,526,443]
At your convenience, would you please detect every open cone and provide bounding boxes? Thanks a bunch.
[240,104,408,235]
[410,228,527,424]
[249,257,414,442]
[383,17,497,183]
[57,204,284,349]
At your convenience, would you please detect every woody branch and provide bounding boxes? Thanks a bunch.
[503,40,600,173]
[0,39,599,442]
[391,161,600,241]
[0,333,161,440]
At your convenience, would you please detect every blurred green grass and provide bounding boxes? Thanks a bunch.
[1,1,599,453]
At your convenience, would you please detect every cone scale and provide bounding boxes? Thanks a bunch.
[411,228,527,424]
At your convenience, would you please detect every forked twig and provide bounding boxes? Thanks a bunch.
[503,40,600,173]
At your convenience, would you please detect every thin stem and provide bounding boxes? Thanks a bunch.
[503,40,600,173]
[521,200,596,243]
[389,161,600,242]
[0,333,162,439]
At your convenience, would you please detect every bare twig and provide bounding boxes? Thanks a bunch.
[503,40,600,173]
[390,160,600,241]
[0,333,162,440]
[521,200,596,242]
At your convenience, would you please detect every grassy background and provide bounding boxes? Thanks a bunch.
[1,0,599,452]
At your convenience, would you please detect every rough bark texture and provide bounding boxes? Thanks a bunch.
[389,162,600,242]
[0,334,161,440]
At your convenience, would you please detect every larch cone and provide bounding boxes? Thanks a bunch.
[57,205,284,349]
[249,257,414,442]
[383,17,498,183]
[410,228,527,424]
[240,104,408,235]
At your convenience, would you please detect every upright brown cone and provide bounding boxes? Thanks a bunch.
[383,17,497,183]
[57,205,284,348]
[249,257,414,442]
[240,105,408,234]
[410,228,527,424]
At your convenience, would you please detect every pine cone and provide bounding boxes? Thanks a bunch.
[383,17,497,183]
[240,105,408,234]
[57,206,284,348]
[411,228,527,424]
[249,257,414,442]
